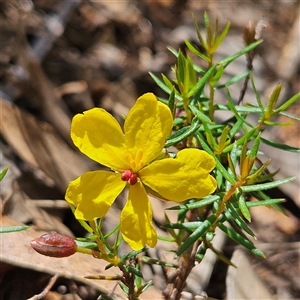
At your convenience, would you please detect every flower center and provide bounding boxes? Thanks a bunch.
[121,170,138,185]
[127,149,144,172]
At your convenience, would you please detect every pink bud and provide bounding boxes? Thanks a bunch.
[30,232,77,258]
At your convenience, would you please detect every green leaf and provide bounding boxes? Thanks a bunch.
[135,264,142,287]
[273,91,300,115]
[215,70,250,90]
[176,215,217,257]
[229,142,238,167]
[85,274,122,280]
[246,161,275,184]
[167,195,220,211]
[75,240,98,248]
[216,168,224,187]
[251,169,279,184]
[162,74,175,92]
[215,104,262,114]
[238,194,251,222]
[127,266,143,278]
[187,64,217,97]
[226,90,254,128]
[183,62,191,96]
[104,224,120,239]
[218,125,229,149]
[165,118,199,147]
[193,15,207,50]
[196,245,207,260]
[185,40,210,62]
[164,221,203,230]
[246,198,285,208]
[187,54,197,86]
[157,236,176,243]
[157,96,171,106]
[69,205,94,233]
[204,11,210,29]
[76,234,97,241]
[177,207,188,222]
[140,280,153,293]
[279,111,300,121]
[167,46,179,57]
[240,150,250,179]
[227,151,237,179]
[189,106,217,150]
[249,134,261,160]
[140,257,178,268]
[0,225,30,233]
[99,295,115,300]
[189,105,212,124]
[241,176,296,192]
[149,72,182,101]
[219,40,263,68]
[167,88,176,116]
[119,282,129,294]
[0,167,9,181]
[218,223,265,257]
[196,132,235,185]
[250,189,280,201]
[263,120,294,126]
[173,117,184,126]
[193,64,206,74]
[211,65,224,86]
[212,17,219,46]
[121,249,145,261]
[226,203,254,236]
[261,137,300,153]
[177,51,186,89]
[266,83,282,117]
[250,72,264,111]
[211,21,230,52]
[223,127,257,153]
[229,116,247,139]
[164,212,177,239]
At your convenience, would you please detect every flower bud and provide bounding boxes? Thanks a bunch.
[30,232,77,258]
[243,21,256,46]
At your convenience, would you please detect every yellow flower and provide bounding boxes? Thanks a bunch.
[65,93,217,250]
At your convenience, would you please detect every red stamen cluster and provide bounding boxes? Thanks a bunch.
[121,170,138,185]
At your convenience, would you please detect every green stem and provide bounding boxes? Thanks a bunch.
[88,220,120,265]
[208,52,215,121]
[209,82,215,121]
[183,95,191,124]
[76,246,102,258]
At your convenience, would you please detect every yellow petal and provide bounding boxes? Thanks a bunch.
[124,93,173,171]
[139,148,217,202]
[65,170,126,220]
[120,182,157,250]
[71,108,129,171]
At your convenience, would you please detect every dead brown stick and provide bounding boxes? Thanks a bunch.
[26,273,60,300]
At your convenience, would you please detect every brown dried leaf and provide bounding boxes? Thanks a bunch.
[0,99,89,192]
